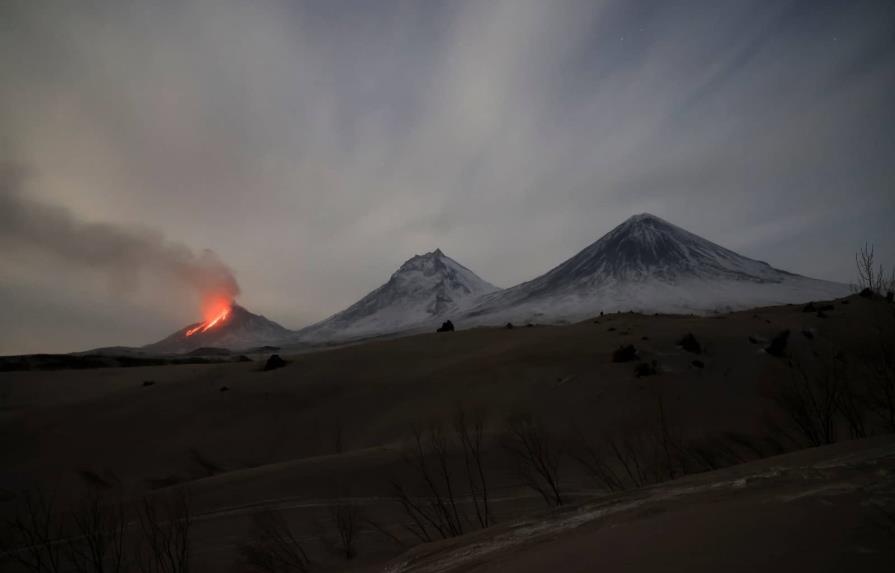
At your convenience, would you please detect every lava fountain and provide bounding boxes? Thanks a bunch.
[185,295,234,337]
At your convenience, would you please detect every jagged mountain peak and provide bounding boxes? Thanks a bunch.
[295,249,498,342]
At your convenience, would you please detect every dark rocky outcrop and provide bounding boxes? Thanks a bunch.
[765,330,790,357]
[634,360,658,377]
[437,320,455,332]
[263,354,287,371]
[678,333,702,354]
[613,345,638,362]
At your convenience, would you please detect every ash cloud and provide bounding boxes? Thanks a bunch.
[0,165,240,304]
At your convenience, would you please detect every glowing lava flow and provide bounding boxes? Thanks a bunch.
[185,306,231,337]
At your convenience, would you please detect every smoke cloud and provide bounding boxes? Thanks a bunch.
[0,165,240,307]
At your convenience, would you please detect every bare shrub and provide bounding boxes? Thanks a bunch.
[390,409,493,543]
[774,358,841,447]
[330,502,361,560]
[238,509,310,573]
[867,321,895,433]
[571,398,687,491]
[1,489,66,573]
[504,414,563,506]
[133,489,191,573]
[855,243,888,294]
[453,408,491,528]
[69,493,127,573]
[391,424,464,542]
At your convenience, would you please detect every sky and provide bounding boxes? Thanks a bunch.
[1,0,894,354]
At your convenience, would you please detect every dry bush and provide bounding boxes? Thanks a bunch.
[391,424,464,542]
[504,414,564,506]
[855,243,892,295]
[453,408,491,528]
[330,502,361,560]
[238,509,310,573]
[391,409,493,542]
[1,489,66,573]
[133,489,191,573]
[69,493,128,573]
[571,398,699,492]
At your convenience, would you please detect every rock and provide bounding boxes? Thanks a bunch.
[608,327,616,332]
[691,360,705,369]
[437,320,455,333]
[765,330,790,357]
[802,329,815,340]
[859,287,874,298]
[634,360,657,377]
[505,322,514,329]
[263,354,287,371]
[142,380,155,387]
[219,386,229,392]
[678,333,702,354]
[613,345,638,362]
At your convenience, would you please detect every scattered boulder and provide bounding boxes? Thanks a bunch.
[802,329,815,340]
[641,336,650,341]
[526,323,535,328]
[608,327,616,332]
[142,380,155,387]
[236,355,252,362]
[634,360,657,377]
[765,330,790,357]
[748,336,759,344]
[613,344,638,363]
[691,359,705,369]
[803,302,834,313]
[505,322,514,329]
[437,320,455,333]
[816,311,828,319]
[219,386,229,392]
[678,333,702,354]
[263,354,287,371]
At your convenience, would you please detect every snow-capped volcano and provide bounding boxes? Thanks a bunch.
[143,303,292,354]
[295,249,499,342]
[463,213,849,323]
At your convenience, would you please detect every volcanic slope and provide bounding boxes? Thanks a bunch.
[463,213,849,324]
[143,303,292,354]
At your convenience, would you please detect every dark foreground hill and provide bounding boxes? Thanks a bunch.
[1,293,893,571]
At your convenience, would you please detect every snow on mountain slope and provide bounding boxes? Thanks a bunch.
[463,213,849,324]
[143,303,292,353]
[295,249,499,342]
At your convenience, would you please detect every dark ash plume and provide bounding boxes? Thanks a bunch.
[0,165,240,301]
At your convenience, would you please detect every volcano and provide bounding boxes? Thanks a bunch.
[143,303,292,354]
[461,213,849,324]
[294,249,499,343]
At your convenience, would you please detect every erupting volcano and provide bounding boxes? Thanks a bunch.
[143,301,292,354]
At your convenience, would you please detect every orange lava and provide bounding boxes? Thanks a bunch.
[185,305,231,337]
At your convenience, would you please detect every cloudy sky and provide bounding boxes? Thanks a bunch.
[1,0,893,354]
